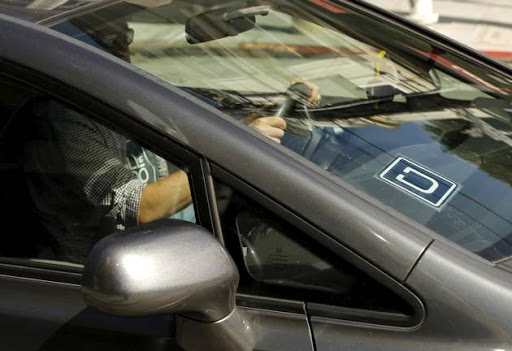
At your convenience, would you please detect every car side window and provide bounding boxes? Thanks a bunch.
[214,179,412,316]
[0,76,196,267]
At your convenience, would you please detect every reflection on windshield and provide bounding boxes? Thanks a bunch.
[128,9,438,106]
[55,0,512,262]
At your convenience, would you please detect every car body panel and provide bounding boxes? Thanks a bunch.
[0,273,181,351]
[0,272,314,351]
[311,240,512,350]
[242,307,315,351]
[406,241,512,346]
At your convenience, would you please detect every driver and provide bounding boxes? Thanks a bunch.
[24,18,288,264]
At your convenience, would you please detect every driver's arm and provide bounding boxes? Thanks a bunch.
[245,78,319,143]
[138,116,287,223]
[139,169,191,223]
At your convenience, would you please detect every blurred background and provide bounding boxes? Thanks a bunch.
[364,0,512,64]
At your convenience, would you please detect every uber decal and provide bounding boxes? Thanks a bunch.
[379,156,458,208]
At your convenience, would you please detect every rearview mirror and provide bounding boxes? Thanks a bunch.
[185,5,269,44]
[81,219,254,351]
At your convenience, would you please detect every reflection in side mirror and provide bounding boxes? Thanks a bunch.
[82,219,254,351]
[185,5,269,44]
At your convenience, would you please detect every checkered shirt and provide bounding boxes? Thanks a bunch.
[24,99,168,263]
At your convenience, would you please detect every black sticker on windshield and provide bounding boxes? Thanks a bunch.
[379,157,458,208]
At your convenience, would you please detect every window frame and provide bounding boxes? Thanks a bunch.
[0,60,215,283]
[209,162,425,328]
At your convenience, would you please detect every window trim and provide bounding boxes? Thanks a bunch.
[209,162,425,328]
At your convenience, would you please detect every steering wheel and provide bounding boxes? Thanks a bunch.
[276,80,320,118]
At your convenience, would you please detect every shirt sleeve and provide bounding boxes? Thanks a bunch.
[47,101,144,228]
[157,155,169,180]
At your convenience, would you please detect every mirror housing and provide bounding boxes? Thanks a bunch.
[82,220,254,350]
[185,5,269,44]
[82,219,238,322]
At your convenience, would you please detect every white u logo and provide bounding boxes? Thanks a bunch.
[396,167,439,194]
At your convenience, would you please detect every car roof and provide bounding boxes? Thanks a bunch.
[0,0,116,24]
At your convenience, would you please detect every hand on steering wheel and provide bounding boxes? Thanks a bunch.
[247,116,287,144]
[244,78,320,143]
[276,78,321,117]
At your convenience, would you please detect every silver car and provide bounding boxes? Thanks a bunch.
[1,0,512,350]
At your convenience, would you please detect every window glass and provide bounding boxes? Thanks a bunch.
[53,0,512,262]
[237,209,347,294]
[214,180,411,314]
[0,77,195,266]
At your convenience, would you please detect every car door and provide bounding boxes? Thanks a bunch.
[0,14,316,351]
[0,74,206,350]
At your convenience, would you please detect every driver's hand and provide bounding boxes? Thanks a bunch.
[246,116,287,144]
[289,78,321,105]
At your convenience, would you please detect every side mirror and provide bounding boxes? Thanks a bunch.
[185,5,269,44]
[82,219,254,351]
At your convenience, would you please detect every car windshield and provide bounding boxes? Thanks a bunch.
[44,0,512,263]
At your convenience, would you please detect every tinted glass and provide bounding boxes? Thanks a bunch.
[0,0,95,22]
[52,0,512,261]
[214,180,411,314]
[0,76,195,266]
